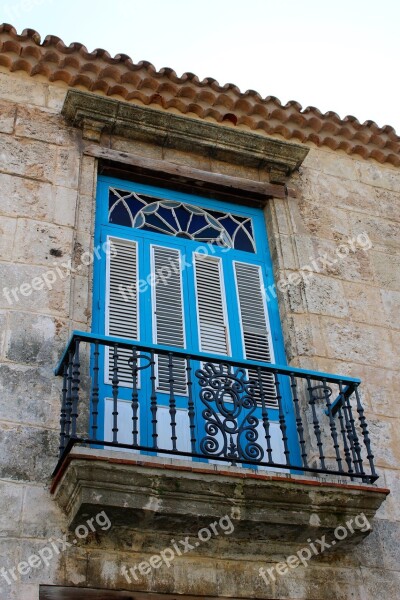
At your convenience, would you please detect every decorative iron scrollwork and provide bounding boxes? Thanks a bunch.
[128,353,152,376]
[195,362,263,463]
[309,384,333,403]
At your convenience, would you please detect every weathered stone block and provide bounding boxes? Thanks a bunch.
[285,313,328,358]
[347,211,400,252]
[15,105,79,146]
[371,251,400,290]
[21,484,65,538]
[0,263,70,315]
[381,289,400,329]
[0,173,53,221]
[13,218,74,267]
[71,274,90,326]
[358,161,400,193]
[373,187,400,223]
[303,274,349,317]
[294,236,361,282]
[0,363,62,428]
[322,318,396,369]
[46,85,68,111]
[377,469,400,522]
[0,216,17,261]
[0,72,47,107]
[343,281,387,326]
[0,310,6,358]
[359,566,400,598]
[0,134,57,182]
[53,186,78,228]
[74,194,95,236]
[299,168,378,219]
[0,422,59,483]
[302,148,360,182]
[54,147,80,189]
[368,418,400,470]
[10,583,40,600]
[355,364,400,419]
[78,155,97,198]
[5,312,66,366]
[0,480,24,537]
[111,136,163,160]
[0,99,16,134]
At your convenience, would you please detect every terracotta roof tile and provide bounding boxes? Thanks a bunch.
[1,23,399,167]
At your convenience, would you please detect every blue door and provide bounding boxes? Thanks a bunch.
[92,176,299,467]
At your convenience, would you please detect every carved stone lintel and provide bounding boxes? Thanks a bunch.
[62,90,309,180]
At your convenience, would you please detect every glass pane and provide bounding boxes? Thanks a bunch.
[108,187,256,252]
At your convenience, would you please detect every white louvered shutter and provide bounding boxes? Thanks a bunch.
[234,262,277,407]
[106,237,138,385]
[194,254,229,355]
[152,245,187,394]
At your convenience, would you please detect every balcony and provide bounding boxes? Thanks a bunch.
[51,332,388,548]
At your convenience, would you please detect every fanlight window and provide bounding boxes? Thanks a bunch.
[108,187,256,252]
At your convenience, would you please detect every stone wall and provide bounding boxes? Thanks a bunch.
[0,66,399,599]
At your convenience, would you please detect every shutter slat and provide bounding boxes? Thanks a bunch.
[106,238,138,385]
[195,255,229,355]
[153,246,187,393]
[235,262,277,407]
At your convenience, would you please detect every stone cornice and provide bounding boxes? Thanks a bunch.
[62,90,309,183]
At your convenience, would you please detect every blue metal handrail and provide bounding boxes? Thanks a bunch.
[55,330,361,386]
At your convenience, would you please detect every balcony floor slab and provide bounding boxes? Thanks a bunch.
[51,447,389,552]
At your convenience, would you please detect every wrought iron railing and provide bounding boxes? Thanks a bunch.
[54,331,378,483]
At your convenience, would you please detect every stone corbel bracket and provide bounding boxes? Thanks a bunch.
[62,90,309,183]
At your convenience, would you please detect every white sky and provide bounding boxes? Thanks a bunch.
[1,0,399,133]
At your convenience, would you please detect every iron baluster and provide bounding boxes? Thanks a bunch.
[354,384,377,479]
[150,351,158,449]
[59,363,68,456]
[306,377,326,470]
[186,356,197,455]
[111,344,119,444]
[275,371,290,465]
[338,381,355,475]
[168,352,177,451]
[338,406,353,477]
[257,367,273,463]
[290,374,308,468]
[344,387,363,475]
[322,378,343,472]
[91,341,100,440]
[339,381,359,474]
[130,347,139,447]
[70,339,80,439]
[64,350,74,444]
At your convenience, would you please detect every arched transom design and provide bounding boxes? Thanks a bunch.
[108,188,256,252]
